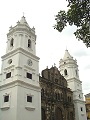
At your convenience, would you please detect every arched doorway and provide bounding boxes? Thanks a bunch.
[70,112,73,120]
[41,108,46,120]
[55,107,63,120]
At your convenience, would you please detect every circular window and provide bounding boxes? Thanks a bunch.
[8,59,12,64]
[27,59,33,66]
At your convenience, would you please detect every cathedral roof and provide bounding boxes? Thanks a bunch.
[63,49,73,60]
[19,16,29,27]
[8,16,36,35]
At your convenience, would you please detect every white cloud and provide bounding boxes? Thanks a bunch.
[74,49,90,57]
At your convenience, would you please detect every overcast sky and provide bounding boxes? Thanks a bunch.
[0,0,90,95]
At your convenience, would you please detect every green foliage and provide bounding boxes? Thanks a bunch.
[54,0,90,47]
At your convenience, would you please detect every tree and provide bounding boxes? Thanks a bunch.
[54,0,90,47]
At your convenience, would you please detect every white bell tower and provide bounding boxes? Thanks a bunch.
[0,16,41,120]
[59,50,87,120]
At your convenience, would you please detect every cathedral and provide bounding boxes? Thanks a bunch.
[0,16,87,120]
[40,66,74,120]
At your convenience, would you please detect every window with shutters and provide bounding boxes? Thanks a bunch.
[28,39,31,48]
[10,38,14,47]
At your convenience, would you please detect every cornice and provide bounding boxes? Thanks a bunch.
[1,48,40,61]
[7,25,35,37]
[73,99,85,104]
[67,77,82,83]
[0,80,41,91]
[4,65,15,71]
[24,65,35,71]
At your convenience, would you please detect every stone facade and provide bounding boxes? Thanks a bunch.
[85,93,90,120]
[40,66,75,120]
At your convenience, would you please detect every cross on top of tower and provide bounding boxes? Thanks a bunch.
[23,12,24,17]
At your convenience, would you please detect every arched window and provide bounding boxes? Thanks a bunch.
[41,88,44,97]
[64,69,67,75]
[61,93,63,99]
[55,107,63,120]
[28,39,31,48]
[79,94,81,99]
[76,70,78,76]
[10,38,14,47]
[70,97,71,102]
[68,96,69,102]
[55,93,58,100]
[58,93,60,100]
